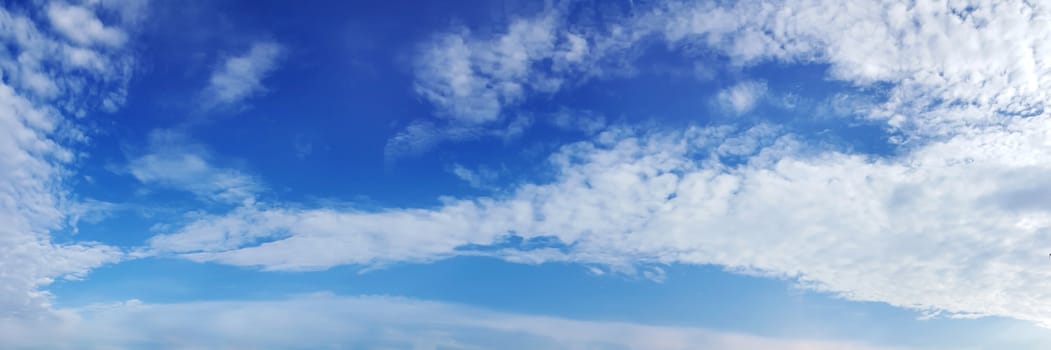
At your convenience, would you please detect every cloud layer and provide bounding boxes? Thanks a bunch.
[0,294,906,350]
[149,116,1051,326]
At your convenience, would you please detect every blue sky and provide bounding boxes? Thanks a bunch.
[5,0,1051,349]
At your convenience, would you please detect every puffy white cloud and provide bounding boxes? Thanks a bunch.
[47,2,128,47]
[127,130,260,204]
[413,14,567,124]
[414,33,504,124]
[716,81,767,114]
[0,2,133,110]
[204,41,284,107]
[400,11,602,155]
[0,294,909,350]
[654,0,1051,138]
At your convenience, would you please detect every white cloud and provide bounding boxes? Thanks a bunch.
[560,32,588,63]
[414,34,504,124]
[716,81,767,114]
[0,294,909,350]
[0,4,130,327]
[47,2,127,47]
[204,41,284,107]
[148,202,487,269]
[409,0,1051,141]
[655,0,1051,138]
[450,163,500,190]
[0,3,133,110]
[383,115,532,160]
[150,114,1051,327]
[413,15,565,124]
[127,130,260,204]
[400,11,598,154]
[384,120,458,159]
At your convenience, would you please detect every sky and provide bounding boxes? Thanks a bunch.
[4,0,1051,348]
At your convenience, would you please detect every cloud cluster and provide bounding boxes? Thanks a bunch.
[0,1,136,112]
[388,9,604,159]
[408,0,1051,142]
[47,2,128,47]
[151,116,1051,325]
[0,294,906,350]
[655,0,1051,138]
[0,1,134,322]
[413,13,581,124]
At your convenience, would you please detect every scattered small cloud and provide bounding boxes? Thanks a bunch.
[548,108,607,134]
[126,129,260,204]
[412,15,564,124]
[65,199,120,233]
[384,115,533,162]
[203,41,284,108]
[449,163,500,190]
[716,81,767,114]
[396,13,594,156]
